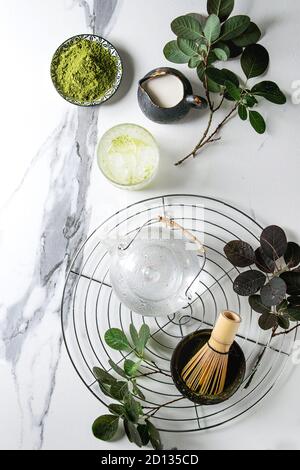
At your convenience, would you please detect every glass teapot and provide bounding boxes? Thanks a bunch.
[107,216,206,317]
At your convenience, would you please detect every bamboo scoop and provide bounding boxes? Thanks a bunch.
[181,311,241,396]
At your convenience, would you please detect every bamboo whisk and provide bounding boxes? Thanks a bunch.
[181,311,241,396]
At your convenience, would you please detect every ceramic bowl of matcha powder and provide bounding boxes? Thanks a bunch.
[50,34,123,106]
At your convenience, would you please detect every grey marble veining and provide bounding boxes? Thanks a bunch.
[0,0,119,450]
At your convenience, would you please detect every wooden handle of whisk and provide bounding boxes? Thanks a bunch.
[208,311,241,354]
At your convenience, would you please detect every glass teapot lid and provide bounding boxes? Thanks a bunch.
[109,216,206,317]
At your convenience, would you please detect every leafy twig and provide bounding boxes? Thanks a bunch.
[164,3,286,167]
[272,323,299,337]
[245,318,298,388]
[244,344,268,390]
[224,226,300,334]
[175,103,238,166]
[142,359,171,378]
[92,323,171,449]
[213,93,225,112]
[145,397,185,418]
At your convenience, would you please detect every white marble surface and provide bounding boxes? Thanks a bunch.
[0,0,300,450]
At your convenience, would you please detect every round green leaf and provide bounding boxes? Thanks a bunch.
[241,44,269,79]
[224,240,255,267]
[129,323,139,349]
[163,41,190,64]
[105,328,131,351]
[188,56,201,68]
[244,94,258,108]
[138,324,151,353]
[232,22,261,47]
[214,41,230,57]
[233,270,266,296]
[177,38,199,56]
[225,80,241,101]
[137,424,150,446]
[201,68,222,92]
[93,367,116,385]
[258,313,278,331]
[260,277,287,307]
[124,394,142,423]
[220,15,251,41]
[249,294,271,315]
[205,66,225,85]
[207,0,234,22]
[213,47,228,61]
[205,67,239,98]
[98,382,113,399]
[132,382,146,400]
[204,14,221,43]
[197,63,206,80]
[110,381,129,400]
[251,81,286,105]
[207,50,218,66]
[221,69,240,101]
[199,43,208,53]
[249,110,266,134]
[124,359,140,377]
[260,225,288,261]
[206,76,222,92]
[92,415,119,441]
[108,404,125,416]
[124,420,143,448]
[222,69,239,87]
[238,104,248,120]
[171,15,203,40]
[226,40,243,58]
[108,359,127,378]
[146,421,163,450]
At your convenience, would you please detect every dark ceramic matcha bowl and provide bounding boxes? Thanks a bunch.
[171,329,246,405]
[50,34,123,107]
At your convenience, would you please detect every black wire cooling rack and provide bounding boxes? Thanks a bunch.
[61,194,297,433]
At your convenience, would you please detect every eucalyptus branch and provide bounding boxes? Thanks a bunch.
[272,323,300,337]
[164,6,286,167]
[244,344,268,390]
[203,51,214,112]
[135,371,159,378]
[224,225,300,343]
[141,360,171,378]
[213,93,225,112]
[92,324,172,449]
[204,103,239,142]
[175,103,238,166]
[145,397,185,418]
[245,319,299,388]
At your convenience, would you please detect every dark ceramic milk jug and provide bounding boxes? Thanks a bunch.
[138,67,207,124]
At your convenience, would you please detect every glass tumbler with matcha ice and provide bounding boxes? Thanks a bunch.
[97,124,159,190]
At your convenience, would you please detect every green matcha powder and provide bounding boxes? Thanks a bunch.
[54,38,119,102]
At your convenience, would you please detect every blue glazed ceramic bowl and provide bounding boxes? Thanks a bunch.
[50,34,123,106]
